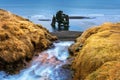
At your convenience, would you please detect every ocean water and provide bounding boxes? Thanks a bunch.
[26,8,120,32]
[1,1,120,32]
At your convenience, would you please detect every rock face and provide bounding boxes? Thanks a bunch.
[69,23,120,80]
[0,9,57,73]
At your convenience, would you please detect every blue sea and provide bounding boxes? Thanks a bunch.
[0,0,120,32]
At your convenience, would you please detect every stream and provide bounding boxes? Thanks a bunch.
[0,41,74,80]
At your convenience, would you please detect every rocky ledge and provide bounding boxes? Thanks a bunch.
[0,9,57,74]
[69,22,120,80]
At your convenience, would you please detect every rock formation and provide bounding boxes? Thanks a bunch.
[0,9,57,73]
[69,22,120,80]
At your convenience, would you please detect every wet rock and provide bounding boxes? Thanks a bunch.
[69,22,120,80]
[0,9,57,74]
[61,57,74,69]
[50,67,73,80]
[35,52,62,66]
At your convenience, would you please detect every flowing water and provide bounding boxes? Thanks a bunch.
[0,41,74,80]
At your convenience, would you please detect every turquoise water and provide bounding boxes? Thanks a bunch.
[28,9,120,32]
[1,7,120,32]
[0,0,120,32]
[1,8,119,32]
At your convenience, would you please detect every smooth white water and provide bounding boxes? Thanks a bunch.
[0,41,74,80]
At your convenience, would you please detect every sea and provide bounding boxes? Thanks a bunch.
[0,1,120,32]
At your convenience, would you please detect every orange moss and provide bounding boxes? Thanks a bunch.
[85,61,120,80]
[0,9,57,73]
[70,22,120,80]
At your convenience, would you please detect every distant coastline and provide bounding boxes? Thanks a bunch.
[69,16,95,19]
[38,19,51,21]
[38,16,94,21]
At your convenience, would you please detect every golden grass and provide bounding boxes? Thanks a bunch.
[0,9,57,73]
[85,61,120,80]
[70,22,120,80]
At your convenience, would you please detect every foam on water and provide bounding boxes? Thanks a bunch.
[0,41,74,80]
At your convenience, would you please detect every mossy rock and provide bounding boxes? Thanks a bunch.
[0,9,57,73]
[70,23,120,80]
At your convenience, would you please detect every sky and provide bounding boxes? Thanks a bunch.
[0,0,120,9]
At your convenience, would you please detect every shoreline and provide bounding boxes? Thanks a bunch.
[69,16,95,19]
[37,16,94,21]
[51,31,83,41]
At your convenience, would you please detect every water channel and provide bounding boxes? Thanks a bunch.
[0,41,74,80]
